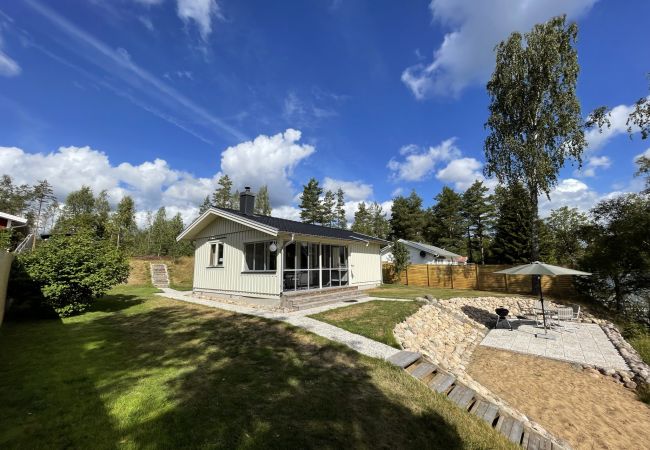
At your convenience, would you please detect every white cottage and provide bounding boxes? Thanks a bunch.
[381,239,466,265]
[177,187,388,306]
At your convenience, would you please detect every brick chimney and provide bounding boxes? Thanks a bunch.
[239,186,255,215]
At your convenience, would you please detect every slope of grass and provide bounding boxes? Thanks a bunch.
[128,256,194,290]
[310,300,424,348]
[0,285,514,449]
[368,284,514,300]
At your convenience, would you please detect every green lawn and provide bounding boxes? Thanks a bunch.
[368,284,515,300]
[0,285,515,449]
[310,300,423,348]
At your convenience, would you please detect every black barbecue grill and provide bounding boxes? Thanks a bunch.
[494,307,512,330]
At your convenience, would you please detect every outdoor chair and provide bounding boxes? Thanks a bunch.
[571,304,582,322]
[554,307,575,331]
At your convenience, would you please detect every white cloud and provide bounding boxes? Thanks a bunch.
[539,178,600,216]
[435,157,485,190]
[272,205,301,221]
[391,187,404,197]
[0,29,21,77]
[585,102,641,151]
[0,145,220,224]
[322,177,373,202]
[176,0,223,40]
[636,148,650,161]
[220,129,315,207]
[282,91,337,127]
[388,138,460,181]
[402,0,596,99]
[574,155,611,178]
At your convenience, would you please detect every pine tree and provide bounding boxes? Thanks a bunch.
[321,190,336,226]
[425,186,464,253]
[351,202,373,235]
[461,180,494,264]
[299,178,323,224]
[212,175,233,208]
[335,188,347,229]
[368,202,390,239]
[490,183,533,264]
[198,195,212,214]
[389,190,426,241]
[254,185,272,216]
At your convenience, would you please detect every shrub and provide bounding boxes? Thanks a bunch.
[10,233,129,317]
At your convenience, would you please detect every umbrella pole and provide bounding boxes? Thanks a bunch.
[535,275,555,340]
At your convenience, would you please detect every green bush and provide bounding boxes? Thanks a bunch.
[11,233,130,317]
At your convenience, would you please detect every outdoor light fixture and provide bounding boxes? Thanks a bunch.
[269,241,278,252]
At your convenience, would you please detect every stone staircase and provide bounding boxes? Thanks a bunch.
[282,285,366,311]
[150,263,170,288]
[387,351,570,450]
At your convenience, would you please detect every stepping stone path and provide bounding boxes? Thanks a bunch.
[387,351,570,450]
[150,263,170,288]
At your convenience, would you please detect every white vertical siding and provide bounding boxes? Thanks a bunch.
[193,218,281,298]
[349,242,382,288]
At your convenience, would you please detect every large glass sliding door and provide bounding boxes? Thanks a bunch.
[283,241,348,292]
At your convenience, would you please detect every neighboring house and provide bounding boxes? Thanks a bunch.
[177,187,388,300]
[0,211,27,230]
[381,239,467,265]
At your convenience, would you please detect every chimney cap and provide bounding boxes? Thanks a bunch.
[244,186,251,192]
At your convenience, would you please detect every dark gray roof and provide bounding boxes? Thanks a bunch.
[216,207,389,244]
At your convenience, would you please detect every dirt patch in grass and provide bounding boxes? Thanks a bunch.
[468,346,650,450]
[310,300,423,348]
[0,286,515,449]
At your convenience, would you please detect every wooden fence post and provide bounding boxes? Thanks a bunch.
[405,266,409,285]
[475,264,479,290]
[449,265,454,289]
[504,274,509,293]
[427,264,430,287]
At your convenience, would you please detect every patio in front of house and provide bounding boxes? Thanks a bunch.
[480,321,629,370]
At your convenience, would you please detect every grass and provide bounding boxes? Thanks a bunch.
[310,300,423,348]
[0,285,515,449]
[368,283,515,300]
[128,256,194,290]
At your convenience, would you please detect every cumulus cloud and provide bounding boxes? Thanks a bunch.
[435,157,485,190]
[388,138,460,181]
[402,0,596,99]
[322,177,373,202]
[539,178,600,216]
[220,129,315,207]
[585,102,642,151]
[176,0,223,40]
[574,155,611,178]
[0,145,218,224]
[636,148,650,161]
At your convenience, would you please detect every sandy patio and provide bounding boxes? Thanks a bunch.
[469,346,650,450]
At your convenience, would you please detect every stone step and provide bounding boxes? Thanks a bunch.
[150,263,170,288]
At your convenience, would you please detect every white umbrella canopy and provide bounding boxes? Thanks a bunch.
[493,261,591,276]
[493,261,591,338]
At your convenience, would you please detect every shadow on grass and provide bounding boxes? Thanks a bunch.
[0,294,486,449]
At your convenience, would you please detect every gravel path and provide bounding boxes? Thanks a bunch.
[157,288,400,360]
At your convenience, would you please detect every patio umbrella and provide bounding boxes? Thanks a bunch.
[493,262,591,338]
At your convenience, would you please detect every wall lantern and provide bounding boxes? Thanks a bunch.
[269,241,278,252]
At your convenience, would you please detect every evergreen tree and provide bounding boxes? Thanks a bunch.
[389,190,426,241]
[113,196,136,250]
[0,175,32,215]
[254,185,272,216]
[484,16,586,264]
[461,180,494,264]
[369,202,390,239]
[212,175,233,208]
[321,190,336,226]
[198,195,212,214]
[299,178,323,224]
[230,189,240,210]
[335,188,347,229]
[391,239,411,281]
[490,183,533,264]
[351,202,373,235]
[426,186,465,254]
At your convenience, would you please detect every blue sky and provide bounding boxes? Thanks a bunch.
[0,0,649,224]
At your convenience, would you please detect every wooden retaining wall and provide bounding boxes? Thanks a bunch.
[382,263,576,298]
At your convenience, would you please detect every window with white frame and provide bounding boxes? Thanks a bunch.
[209,242,224,267]
[244,241,277,272]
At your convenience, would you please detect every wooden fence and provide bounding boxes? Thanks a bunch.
[382,263,576,298]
